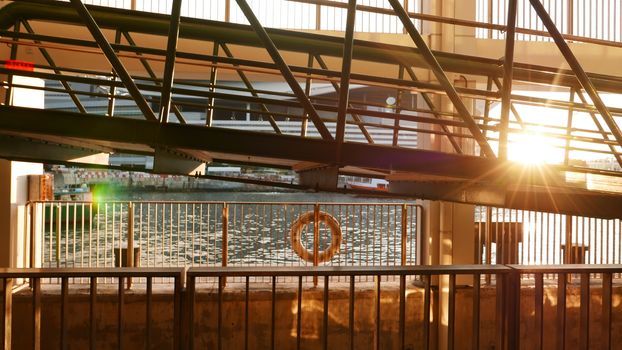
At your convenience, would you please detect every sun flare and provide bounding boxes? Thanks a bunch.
[508,132,560,165]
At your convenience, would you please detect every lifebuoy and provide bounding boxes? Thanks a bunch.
[290,211,342,263]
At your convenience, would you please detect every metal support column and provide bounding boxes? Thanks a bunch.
[158,0,183,123]
[336,0,357,153]
[499,0,518,160]
[69,0,157,121]
[388,0,495,158]
[235,0,333,141]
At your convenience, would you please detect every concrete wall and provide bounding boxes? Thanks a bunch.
[10,282,622,349]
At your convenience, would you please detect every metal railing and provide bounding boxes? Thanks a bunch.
[0,268,184,350]
[28,201,422,273]
[477,0,622,42]
[475,206,622,267]
[4,264,619,349]
[186,265,511,350]
[69,0,422,33]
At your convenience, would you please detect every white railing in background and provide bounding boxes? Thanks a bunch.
[477,0,621,42]
[30,201,421,272]
[71,0,421,33]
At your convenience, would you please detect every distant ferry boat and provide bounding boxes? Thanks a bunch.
[345,178,389,192]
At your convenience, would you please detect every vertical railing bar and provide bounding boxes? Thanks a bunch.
[535,272,543,350]
[297,275,302,350]
[495,272,504,350]
[117,277,124,350]
[2,278,12,350]
[448,274,455,350]
[579,272,590,350]
[146,276,152,350]
[399,274,406,350]
[89,277,97,350]
[173,273,182,350]
[423,274,430,350]
[271,275,277,350]
[222,204,228,285]
[187,275,195,350]
[245,276,249,350]
[556,272,566,350]
[218,275,223,350]
[323,275,329,350]
[349,275,355,350]
[32,277,41,350]
[472,273,480,350]
[60,276,68,350]
[313,204,320,286]
[602,272,612,350]
[56,204,61,267]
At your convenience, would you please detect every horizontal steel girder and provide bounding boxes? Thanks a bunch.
[2,2,622,94]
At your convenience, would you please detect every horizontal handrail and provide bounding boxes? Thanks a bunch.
[0,267,185,278]
[187,264,511,277]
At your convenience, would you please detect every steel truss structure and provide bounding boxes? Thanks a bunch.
[0,0,622,216]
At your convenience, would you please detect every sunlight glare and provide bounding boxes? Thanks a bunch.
[508,132,559,165]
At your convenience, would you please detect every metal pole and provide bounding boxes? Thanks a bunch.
[336,0,357,154]
[158,0,183,123]
[313,203,320,287]
[4,21,20,107]
[388,0,496,158]
[393,66,405,147]
[127,202,134,289]
[235,0,333,141]
[222,204,229,286]
[529,0,622,150]
[206,43,219,127]
[498,0,518,160]
[69,0,157,122]
[564,89,575,166]
[301,54,314,137]
[107,30,122,118]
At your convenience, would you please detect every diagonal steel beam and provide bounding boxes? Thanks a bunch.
[206,42,219,127]
[235,0,333,141]
[158,0,182,123]
[301,54,313,137]
[336,0,357,148]
[387,0,495,158]
[575,89,622,168]
[21,20,87,114]
[492,77,525,129]
[220,43,282,134]
[529,0,622,150]
[69,0,157,122]
[498,0,518,160]
[392,65,404,147]
[403,66,463,154]
[107,29,121,117]
[314,55,374,144]
[121,32,186,124]
[4,21,19,106]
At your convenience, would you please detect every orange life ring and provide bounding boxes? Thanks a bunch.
[290,211,342,263]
